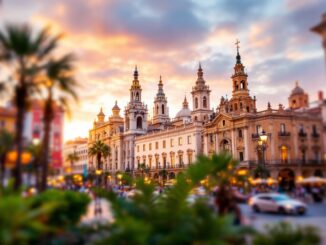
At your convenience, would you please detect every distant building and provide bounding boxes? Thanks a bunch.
[0,100,64,170]
[0,105,16,133]
[63,137,88,175]
[89,42,326,188]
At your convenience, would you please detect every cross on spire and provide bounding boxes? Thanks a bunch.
[235,39,240,53]
[235,39,242,64]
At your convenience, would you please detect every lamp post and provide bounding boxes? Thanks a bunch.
[257,130,268,179]
[94,168,103,216]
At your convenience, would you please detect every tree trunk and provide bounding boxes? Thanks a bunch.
[0,153,6,189]
[40,94,54,192]
[97,153,101,169]
[14,84,27,190]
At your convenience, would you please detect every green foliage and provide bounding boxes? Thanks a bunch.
[253,221,321,245]
[88,141,110,169]
[30,189,90,228]
[0,189,90,244]
[96,153,248,245]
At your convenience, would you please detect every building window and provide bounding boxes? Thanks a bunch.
[156,105,159,114]
[256,125,262,134]
[178,154,183,165]
[171,154,175,167]
[312,125,317,135]
[195,97,198,109]
[170,139,174,147]
[222,120,225,126]
[149,143,152,151]
[135,92,139,101]
[238,129,243,138]
[187,135,192,144]
[203,96,207,108]
[239,152,244,161]
[280,123,285,133]
[209,134,214,143]
[178,137,183,146]
[163,140,166,148]
[155,142,158,149]
[143,144,146,151]
[188,153,193,164]
[149,157,152,168]
[281,146,288,163]
[162,104,165,114]
[137,117,142,129]
[234,103,238,111]
[137,145,139,152]
[240,80,245,89]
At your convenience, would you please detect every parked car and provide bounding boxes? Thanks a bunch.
[248,193,307,215]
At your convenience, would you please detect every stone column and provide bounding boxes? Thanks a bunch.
[244,127,249,161]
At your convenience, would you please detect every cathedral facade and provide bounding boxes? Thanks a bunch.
[88,45,326,185]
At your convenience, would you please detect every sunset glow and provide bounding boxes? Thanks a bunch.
[1,0,325,141]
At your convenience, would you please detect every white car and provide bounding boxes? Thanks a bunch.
[248,193,307,215]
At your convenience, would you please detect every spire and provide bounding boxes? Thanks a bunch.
[156,75,165,96]
[97,107,105,117]
[183,96,189,108]
[235,39,241,64]
[133,65,138,80]
[197,62,203,79]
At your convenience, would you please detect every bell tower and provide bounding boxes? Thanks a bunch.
[191,63,212,122]
[124,66,148,134]
[227,40,256,114]
[153,76,170,125]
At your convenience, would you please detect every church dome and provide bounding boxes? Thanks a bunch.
[291,81,304,95]
[176,107,191,118]
[175,96,191,119]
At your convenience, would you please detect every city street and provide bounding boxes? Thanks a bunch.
[240,203,326,243]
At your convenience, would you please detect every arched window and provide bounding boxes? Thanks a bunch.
[221,139,230,152]
[240,81,245,89]
[195,97,198,109]
[135,92,139,101]
[246,106,249,112]
[194,116,198,121]
[235,84,239,90]
[136,117,142,129]
[156,105,159,114]
[162,104,165,114]
[203,96,207,108]
[240,103,243,110]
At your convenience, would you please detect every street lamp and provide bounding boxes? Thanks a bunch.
[257,130,268,179]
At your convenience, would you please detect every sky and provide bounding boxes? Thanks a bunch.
[0,0,325,141]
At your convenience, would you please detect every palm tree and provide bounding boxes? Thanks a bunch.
[88,141,110,170]
[26,141,42,189]
[0,130,14,188]
[0,24,61,189]
[66,152,80,170]
[40,54,77,191]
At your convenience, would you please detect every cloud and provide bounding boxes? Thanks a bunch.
[0,0,325,140]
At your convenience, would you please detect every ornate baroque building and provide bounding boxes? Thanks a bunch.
[88,44,326,185]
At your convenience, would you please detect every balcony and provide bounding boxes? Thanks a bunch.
[311,133,320,139]
[278,131,291,137]
[298,131,307,138]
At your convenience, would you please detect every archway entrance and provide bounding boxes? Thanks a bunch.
[278,168,295,191]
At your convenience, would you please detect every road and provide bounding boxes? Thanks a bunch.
[240,203,326,244]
